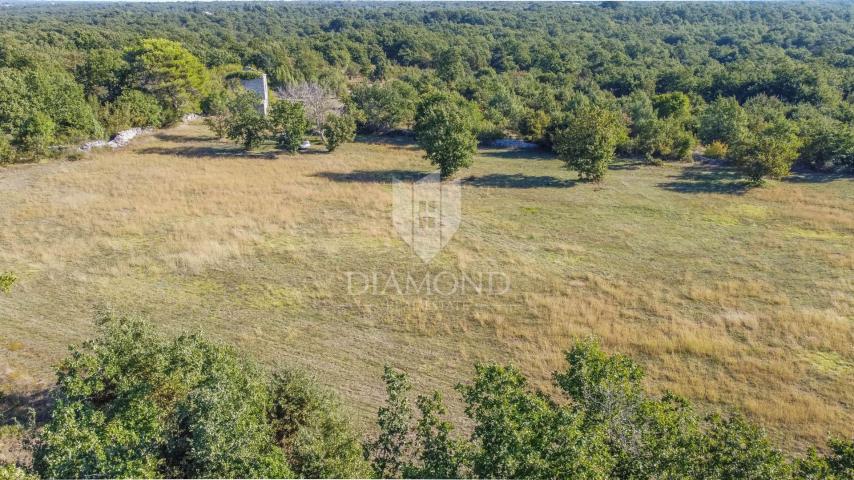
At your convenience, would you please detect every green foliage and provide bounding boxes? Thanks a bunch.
[76,49,127,102]
[413,91,479,179]
[269,370,371,478]
[0,66,101,154]
[33,313,293,479]
[0,464,38,480]
[269,100,310,153]
[363,337,830,480]
[459,363,613,479]
[103,90,162,136]
[0,135,13,164]
[201,90,231,139]
[124,38,209,123]
[435,48,466,84]
[13,112,55,159]
[554,104,628,181]
[321,113,356,153]
[827,438,854,479]
[702,413,791,479]
[351,80,417,132]
[408,392,465,479]
[224,91,268,150]
[0,272,16,293]
[704,140,729,159]
[698,96,749,146]
[30,313,372,479]
[797,114,854,172]
[731,114,802,183]
[369,366,414,478]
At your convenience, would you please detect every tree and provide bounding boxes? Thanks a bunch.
[103,90,163,135]
[278,82,343,139]
[321,113,356,152]
[13,111,55,159]
[459,363,613,479]
[268,369,372,478]
[698,96,748,146]
[797,114,854,172]
[351,80,417,132]
[124,38,209,122]
[201,90,231,139]
[268,100,310,153]
[731,112,801,183]
[0,134,13,164]
[369,366,414,478]
[33,313,293,479]
[76,48,127,102]
[413,92,479,179]
[553,104,628,182]
[408,392,465,479]
[224,91,268,150]
[30,313,371,479]
[435,47,466,84]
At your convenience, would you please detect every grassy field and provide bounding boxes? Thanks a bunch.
[1,121,852,453]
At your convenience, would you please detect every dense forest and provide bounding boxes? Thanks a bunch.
[1,1,853,180]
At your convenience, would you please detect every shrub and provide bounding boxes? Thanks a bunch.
[13,112,55,159]
[797,115,854,172]
[321,113,356,152]
[698,96,748,146]
[103,90,162,136]
[224,91,268,150]
[269,100,310,153]
[0,272,16,293]
[202,91,231,139]
[0,134,14,164]
[270,369,371,478]
[704,140,729,159]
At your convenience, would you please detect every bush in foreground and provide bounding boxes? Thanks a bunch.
[30,313,369,479]
[368,339,854,479]
[10,314,852,479]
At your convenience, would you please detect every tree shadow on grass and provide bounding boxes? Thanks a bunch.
[464,173,576,189]
[658,164,752,194]
[783,170,852,184]
[478,148,554,161]
[154,132,217,143]
[314,169,428,184]
[136,146,278,160]
[1,387,53,427]
[356,135,419,150]
[609,158,647,171]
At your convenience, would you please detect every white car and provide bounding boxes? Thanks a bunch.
[299,140,311,151]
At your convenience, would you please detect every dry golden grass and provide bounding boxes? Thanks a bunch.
[1,122,852,452]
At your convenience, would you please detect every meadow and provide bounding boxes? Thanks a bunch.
[1,121,852,453]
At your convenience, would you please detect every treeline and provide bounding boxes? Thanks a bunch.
[3,314,852,479]
[1,2,853,179]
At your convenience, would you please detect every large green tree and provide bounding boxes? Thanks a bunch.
[553,104,628,182]
[124,39,209,122]
[413,91,479,179]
